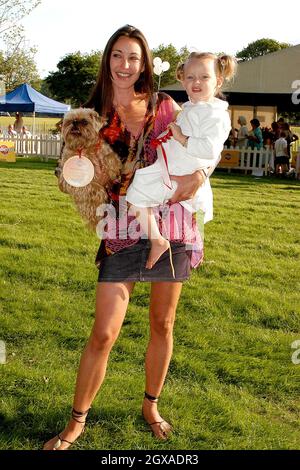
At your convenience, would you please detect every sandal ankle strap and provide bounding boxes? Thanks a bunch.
[71,407,90,424]
[144,391,159,402]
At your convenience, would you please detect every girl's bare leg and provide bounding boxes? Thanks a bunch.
[142,281,183,439]
[130,205,170,269]
[43,281,135,450]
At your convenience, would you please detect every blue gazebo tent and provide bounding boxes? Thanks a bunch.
[0,83,70,134]
[0,83,70,114]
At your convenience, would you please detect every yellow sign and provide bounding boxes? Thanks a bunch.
[0,141,16,162]
[219,149,240,167]
[291,151,299,168]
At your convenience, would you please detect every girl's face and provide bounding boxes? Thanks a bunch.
[182,58,223,103]
[110,36,144,91]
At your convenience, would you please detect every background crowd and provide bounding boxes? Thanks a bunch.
[225,115,299,175]
[0,112,32,138]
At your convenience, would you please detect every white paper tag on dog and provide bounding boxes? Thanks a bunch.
[63,155,94,187]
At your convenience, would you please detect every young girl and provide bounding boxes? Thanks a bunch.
[126,52,237,272]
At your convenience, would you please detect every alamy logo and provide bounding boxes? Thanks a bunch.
[291,80,300,105]
[0,341,6,364]
[291,340,300,365]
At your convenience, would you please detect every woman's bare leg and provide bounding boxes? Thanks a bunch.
[43,281,135,450]
[142,281,183,439]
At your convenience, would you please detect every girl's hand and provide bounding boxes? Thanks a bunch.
[169,171,205,203]
[168,122,187,146]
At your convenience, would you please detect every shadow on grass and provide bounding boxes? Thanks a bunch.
[0,405,150,450]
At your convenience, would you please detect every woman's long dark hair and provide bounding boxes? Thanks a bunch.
[85,25,154,117]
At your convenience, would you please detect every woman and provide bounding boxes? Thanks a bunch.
[247,118,263,150]
[13,112,23,134]
[235,116,248,148]
[43,25,205,450]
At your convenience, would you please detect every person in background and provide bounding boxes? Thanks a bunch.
[235,116,248,148]
[270,121,280,145]
[13,112,24,133]
[282,122,299,170]
[274,130,289,175]
[277,117,285,131]
[7,124,17,136]
[224,128,235,148]
[247,118,263,150]
[21,126,32,137]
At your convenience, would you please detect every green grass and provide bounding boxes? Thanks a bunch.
[0,116,59,134]
[0,158,300,450]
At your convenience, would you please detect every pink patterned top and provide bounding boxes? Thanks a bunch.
[96,92,203,268]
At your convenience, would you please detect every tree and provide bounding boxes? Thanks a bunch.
[151,44,190,90]
[0,26,40,91]
[0,0,41,34]
[39,79,52,97]
[45,51,101,106]
[236,38,291,61]
[279,111,300,125]
[0,1,41,91]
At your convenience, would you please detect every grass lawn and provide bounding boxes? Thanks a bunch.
[0,158,299,450]
[0,117,59,134]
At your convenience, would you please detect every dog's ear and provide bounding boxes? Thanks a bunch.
[89,109,100,121]
[63,111,72,122]
[89,109,104,125]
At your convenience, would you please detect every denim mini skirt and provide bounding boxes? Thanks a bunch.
[97,239,192,282]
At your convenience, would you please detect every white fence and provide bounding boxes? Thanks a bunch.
[219,146,275,175]
[1,136,296,177]
[0,134,62,160]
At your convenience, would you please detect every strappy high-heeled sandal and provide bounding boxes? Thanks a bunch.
[52,407,90,450]
[142,391,173,441]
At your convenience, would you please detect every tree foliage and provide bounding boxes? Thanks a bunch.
[279,111,300,125]
[0,0,41,34]
[236,38,291,61]
[44,45,190,105]
[0,1,41,91]
[151,44,190,90]
[45,51,101,106]
[0,25,40,91]
[43,39,294,105]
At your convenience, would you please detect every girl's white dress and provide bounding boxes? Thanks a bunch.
[126,97,231,223]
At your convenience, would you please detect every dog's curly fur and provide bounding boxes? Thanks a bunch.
[57,108,122,229]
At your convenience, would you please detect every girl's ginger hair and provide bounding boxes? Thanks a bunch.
[176,52,237,84]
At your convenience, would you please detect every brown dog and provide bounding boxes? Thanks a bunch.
[57,108,122,229]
